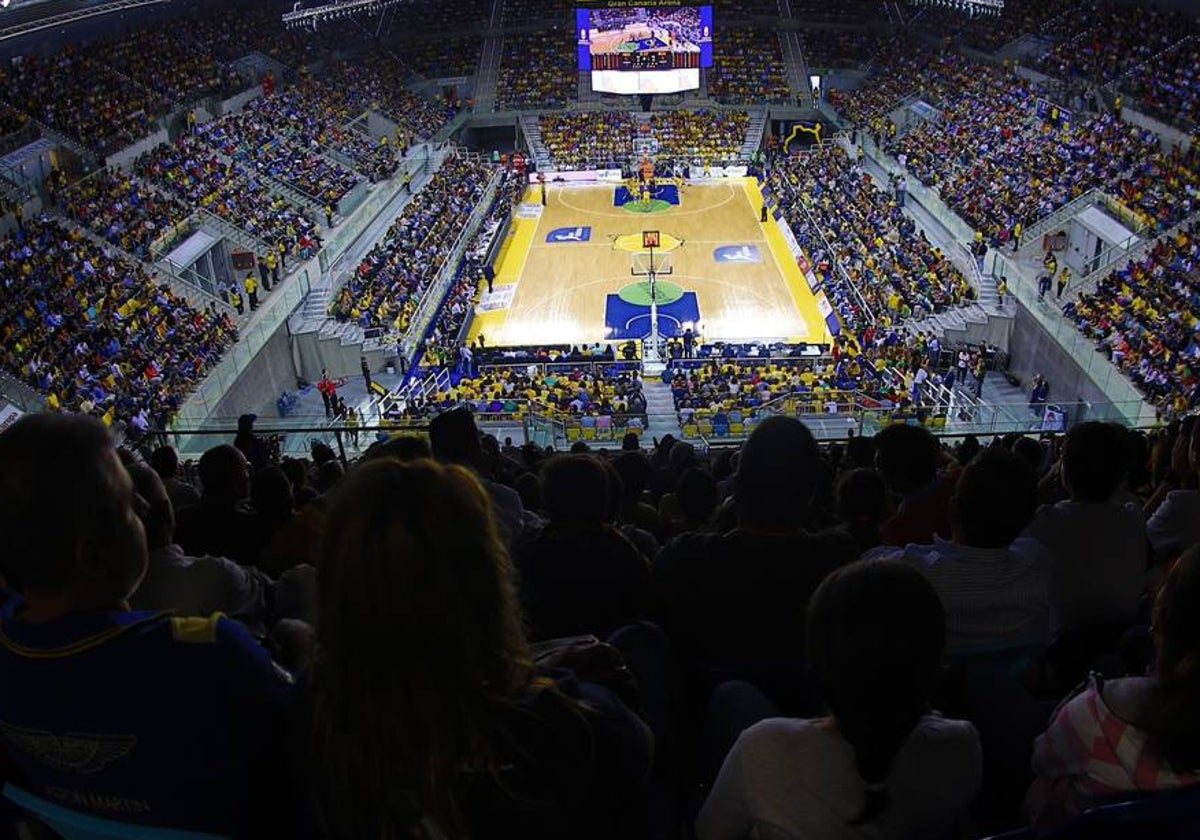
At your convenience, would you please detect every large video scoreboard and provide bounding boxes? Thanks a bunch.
[577,0,714,95]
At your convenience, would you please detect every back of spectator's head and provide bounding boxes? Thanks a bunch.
[668,441,698,473]
[252,466,294,520]
[1146,543,1200,773]
[677,467,717,527]
[514,472,541,513]
[613,451,651,504]
[0,414,146,600]
[429,409,481,466]
[127,462,173,551]
[1012,436,1045,475]
[197,445,250,503]
[845,434,874,470]
[621,432,640,451]
[735,416,819,531]
[316,460,344,494]
[364,435,432,463]
[955,434,981,466]
[313,458,530,834]
[311,442,337,466]
[149,445,180,479]
[836,468,888,526]
[1124,429,1150,490]
[951,447,1037,548]
[1062,422,1127,502]
[807,558,945,823]
[874,424,938,494]
[541,455,607,526]
[280,457,311,491]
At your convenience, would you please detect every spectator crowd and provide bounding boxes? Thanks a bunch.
[0,217,237,425]
[5,390,1200,839]
[330,153,494,332]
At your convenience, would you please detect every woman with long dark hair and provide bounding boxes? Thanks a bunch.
[302,458,651,839]
[697,559,981,839]
[1027,543,1200,828]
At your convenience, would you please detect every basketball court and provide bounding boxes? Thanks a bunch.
[469,179,832,347]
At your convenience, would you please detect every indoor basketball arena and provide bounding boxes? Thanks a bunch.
[0,0,1198,838]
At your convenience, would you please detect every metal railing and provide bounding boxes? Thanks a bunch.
[1076,209,1200,297]
[773,155,877,325]
[196,207,277,260]
[399,167,504,363]
[1018,188,1105,248]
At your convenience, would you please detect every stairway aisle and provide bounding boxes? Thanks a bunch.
[641,375,685,442]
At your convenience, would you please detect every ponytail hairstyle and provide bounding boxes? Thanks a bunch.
[806,559,946,823]
[1146,544,1200,773]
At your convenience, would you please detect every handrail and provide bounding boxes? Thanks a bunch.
[155,256,238,316]
[775,160,877,326]
[195,206,276,257]
[399,167,504,362]
[1018,188,1104,248]
[1076,208,1200,297]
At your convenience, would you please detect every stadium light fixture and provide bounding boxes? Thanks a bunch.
[282,0,407,30]
[909,0,1004,17]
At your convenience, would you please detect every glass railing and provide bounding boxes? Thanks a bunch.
[319,145,435,277]
[990,250,1158,426]
[173,268,313,429]
[857,136,1159,425]
[154,390,1160,458]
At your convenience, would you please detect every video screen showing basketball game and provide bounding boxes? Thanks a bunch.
[577,1,714,95]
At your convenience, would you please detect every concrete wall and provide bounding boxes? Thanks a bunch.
[211,325,300,421]
[1006,299,1135,424]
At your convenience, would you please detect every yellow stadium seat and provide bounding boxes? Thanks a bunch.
[566,426,582,442]
[698,422,714,437]
[682,423,699,438]
[582,427,597,440]
[730,423,745,435]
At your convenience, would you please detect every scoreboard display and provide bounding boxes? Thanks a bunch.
[577,0,713,95]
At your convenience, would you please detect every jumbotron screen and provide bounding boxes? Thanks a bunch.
[577,0,714,95]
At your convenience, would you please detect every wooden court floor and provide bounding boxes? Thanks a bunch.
[469,180,831,347]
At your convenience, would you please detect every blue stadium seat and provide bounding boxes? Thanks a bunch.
[984,784,1200,840]
[2,786,229,840]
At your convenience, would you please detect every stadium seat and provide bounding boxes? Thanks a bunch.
[983,784,1200,839]
[565,426,582,442]
[2,784,230,840]
[582,426,597,441]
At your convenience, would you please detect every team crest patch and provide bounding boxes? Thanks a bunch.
[714,245,761,264]
[0,720,136,774]
[547,227,592,243]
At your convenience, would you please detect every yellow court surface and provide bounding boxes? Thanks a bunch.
[468,179,832,347]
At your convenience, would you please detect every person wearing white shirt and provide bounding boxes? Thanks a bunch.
[125,462,284,627]
[697,560,981,840]
[867,447,1051,654]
